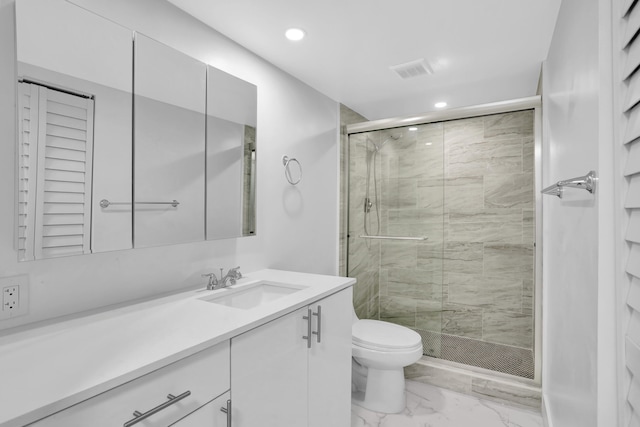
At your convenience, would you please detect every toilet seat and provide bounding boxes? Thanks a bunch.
[352,319,422,352]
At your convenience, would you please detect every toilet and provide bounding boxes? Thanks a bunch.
[351,308,423,413]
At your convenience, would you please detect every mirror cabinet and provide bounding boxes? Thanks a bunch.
[206,66,257,240]
[15,0,258,261]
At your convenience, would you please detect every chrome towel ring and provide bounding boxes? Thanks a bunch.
[282,155,302,185]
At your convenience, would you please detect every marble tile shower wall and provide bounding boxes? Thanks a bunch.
[378,122,446,334]
[349,110,535,351]
[438,110,535,349]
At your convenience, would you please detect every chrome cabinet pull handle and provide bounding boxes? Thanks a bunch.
[302,308,312,348]
[220,399,232,427]
[312,305,322,343]
[123,390,191,427]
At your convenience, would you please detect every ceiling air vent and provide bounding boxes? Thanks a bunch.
[389,59,434,79]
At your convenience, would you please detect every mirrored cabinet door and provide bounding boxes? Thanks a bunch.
[15,0,258,260]
[206,66,257,240]
[133,33,206,248]
[16,0,133,260]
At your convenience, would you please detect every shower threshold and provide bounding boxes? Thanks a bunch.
[414,329,534,379]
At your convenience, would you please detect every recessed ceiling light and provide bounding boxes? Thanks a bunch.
[285,28,306,41]
[408,127,418,131]
[435,101,447,109]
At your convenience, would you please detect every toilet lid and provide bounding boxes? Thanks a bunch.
[352,319,422,352]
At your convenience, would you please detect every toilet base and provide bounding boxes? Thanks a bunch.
[351,365,406,413]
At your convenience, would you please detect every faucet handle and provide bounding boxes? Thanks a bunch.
[230,266,242,279]
[201,272,219,289]
[224,267,242,286]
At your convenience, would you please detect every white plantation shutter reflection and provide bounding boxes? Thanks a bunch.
[17,82,94,260]
[621,0,640,422]
[17,83,40,261]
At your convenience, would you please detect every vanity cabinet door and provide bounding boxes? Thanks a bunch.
[230,287,353,427]
[170,391,230,427]
[308,288,353,427]
[230,307,309,427]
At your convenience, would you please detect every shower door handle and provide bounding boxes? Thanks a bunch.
[302,308,312,348]
[312,305,322,344]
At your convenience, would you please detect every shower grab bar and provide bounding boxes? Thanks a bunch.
[541,170,597,199]
[100,199,180,208]
[359,235,428,241]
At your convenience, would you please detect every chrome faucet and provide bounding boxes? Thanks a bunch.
[202,266,242,290]
[221,266,243,286]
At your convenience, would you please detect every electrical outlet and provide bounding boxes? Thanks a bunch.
[3,286,19,311]
[0,275,28,320]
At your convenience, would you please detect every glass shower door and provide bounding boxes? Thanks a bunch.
[346,109,537,379]
[347,124,446,358]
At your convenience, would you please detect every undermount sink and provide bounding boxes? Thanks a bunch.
[199,281,304,310]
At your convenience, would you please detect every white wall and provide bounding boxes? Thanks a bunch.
[0,0,340,331]
[542,0,617,425]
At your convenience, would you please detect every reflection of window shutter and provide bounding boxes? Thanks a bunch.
[17,83,39,261]
[17,82,94,260]
[621,0,640,423]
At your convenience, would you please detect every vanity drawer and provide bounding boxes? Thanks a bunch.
[30,342,230,427]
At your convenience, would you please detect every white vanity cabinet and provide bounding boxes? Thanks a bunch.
[0,271,356,427]
[230,288,353,427]
[29,342,231,427]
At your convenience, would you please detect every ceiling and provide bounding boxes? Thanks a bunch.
[167,0,562,120]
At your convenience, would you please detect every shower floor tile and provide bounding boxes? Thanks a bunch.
[351,380,543,427]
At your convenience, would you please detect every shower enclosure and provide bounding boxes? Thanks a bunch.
[345,98,541,380]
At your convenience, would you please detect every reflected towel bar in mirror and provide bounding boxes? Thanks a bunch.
[359,235,428,241]
[541,170,597,199]
[100,199,180,208]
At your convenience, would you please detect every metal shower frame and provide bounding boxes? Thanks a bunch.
[344,95,543,384]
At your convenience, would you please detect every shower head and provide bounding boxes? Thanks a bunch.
[370,133,402,152]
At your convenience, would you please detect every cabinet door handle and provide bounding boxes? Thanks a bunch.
[312,305,322,343]
[123,390,191,427]
[220,399,232,427]
[302,308,312,348]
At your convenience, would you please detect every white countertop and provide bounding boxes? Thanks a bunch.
[0,269,355,427]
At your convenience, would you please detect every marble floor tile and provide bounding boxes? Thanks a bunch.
[351,380,542,427]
